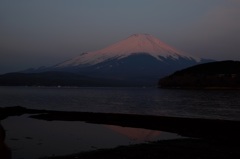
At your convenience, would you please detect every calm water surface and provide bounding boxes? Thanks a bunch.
[1,86,240,159]
[1,86,240,120]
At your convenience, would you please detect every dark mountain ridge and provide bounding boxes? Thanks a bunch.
[0,71,133,87]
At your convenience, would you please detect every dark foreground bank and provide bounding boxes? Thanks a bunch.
[1,106,240,140]
[41,138,240,159]
[1,106,240,159]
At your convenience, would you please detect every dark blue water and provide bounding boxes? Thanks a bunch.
[1,86,240,120]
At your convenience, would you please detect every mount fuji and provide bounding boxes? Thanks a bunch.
[55,34,201,67]
[14,34,212,86]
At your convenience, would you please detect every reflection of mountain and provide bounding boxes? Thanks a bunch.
[106,125,161,142]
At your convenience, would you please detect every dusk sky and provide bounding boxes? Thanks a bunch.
[1,0,240,74]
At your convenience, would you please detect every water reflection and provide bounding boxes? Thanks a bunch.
[106,125,161,142]
[0,122,11,159]
[2,115,180,159]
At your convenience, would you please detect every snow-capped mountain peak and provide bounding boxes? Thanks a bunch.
[24,34,213,86]
[56,34,200,67]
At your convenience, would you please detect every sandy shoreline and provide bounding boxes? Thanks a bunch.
[1,106,240,159]
[1,106,240,140]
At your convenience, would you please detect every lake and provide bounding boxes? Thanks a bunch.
[1,86,240,159]
[1,86,240,120]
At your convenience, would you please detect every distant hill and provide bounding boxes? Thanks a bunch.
[0,71,133,87]
[159,61,240,89]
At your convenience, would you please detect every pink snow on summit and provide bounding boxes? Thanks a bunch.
[56,34,200,67]
[93,34,181,57]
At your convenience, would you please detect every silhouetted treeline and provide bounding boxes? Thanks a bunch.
[159,60,240,89]
[0,71,130,87]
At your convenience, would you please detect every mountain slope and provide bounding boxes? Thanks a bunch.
[23,34,212,86]
[55,34,200,68]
